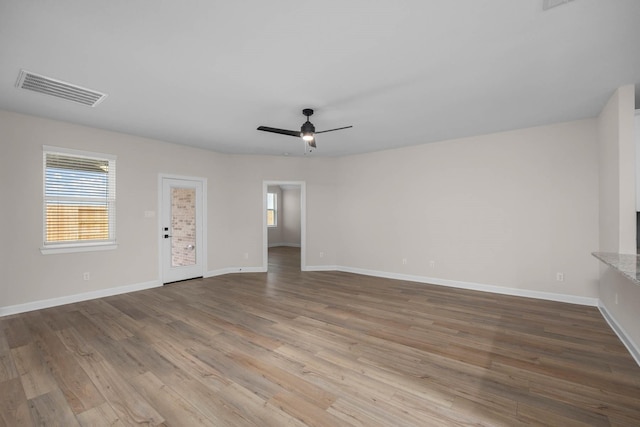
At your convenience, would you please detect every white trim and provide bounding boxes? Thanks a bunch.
[332,265,599,306]
[0,280,161,317]
[41,242,117,255]
[263,181,306,271]
[304,265,339,272]
[158,174,208,284]
[42,145,117,161]
[598,301,640,367]
[205,267,267,277]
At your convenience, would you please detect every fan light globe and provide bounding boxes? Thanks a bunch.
[302,133,314,141]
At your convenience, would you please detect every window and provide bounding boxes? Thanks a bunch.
[42,146,116,253]
[267,192,277,227]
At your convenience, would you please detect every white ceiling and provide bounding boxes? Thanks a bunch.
[1,1,639,157]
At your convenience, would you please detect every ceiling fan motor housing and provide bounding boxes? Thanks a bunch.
[301,121,315,134]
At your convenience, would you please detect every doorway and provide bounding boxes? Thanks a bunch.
[263,181,306,271]
[160,176,206,283]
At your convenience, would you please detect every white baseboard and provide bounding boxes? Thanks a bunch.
[598,301,640,367]
[334,266,599,307]
[304,265,338,272]
[0,280,162,317]
[205,266,267,277]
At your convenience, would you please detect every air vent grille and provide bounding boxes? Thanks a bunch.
[15,70,107,107]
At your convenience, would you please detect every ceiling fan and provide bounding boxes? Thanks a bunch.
[257,108,352,149]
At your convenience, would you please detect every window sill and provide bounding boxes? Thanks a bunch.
[40,242,118,255]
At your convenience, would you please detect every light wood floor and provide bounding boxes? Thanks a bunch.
[2,246,640,426]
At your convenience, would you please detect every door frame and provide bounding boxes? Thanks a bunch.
[158,174,208,283]
[262,180,306,271]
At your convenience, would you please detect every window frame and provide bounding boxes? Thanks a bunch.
[267,192,277,228]
[41,145,117,254]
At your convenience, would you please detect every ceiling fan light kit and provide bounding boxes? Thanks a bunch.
[257,108,352,151]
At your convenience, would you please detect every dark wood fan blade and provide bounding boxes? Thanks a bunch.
[315,125,353,134]
[257,126,300,137]
[308,138,317,148]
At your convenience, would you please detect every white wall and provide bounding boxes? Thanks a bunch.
[0,108,604,314]
[598,86,636,254]
[335,119,600,300]
[0,110,339,311]
[596,85,640,358]
[282,188,301,246]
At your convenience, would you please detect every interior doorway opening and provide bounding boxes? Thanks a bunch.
[262,181,306,271]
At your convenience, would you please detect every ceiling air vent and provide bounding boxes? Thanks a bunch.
[15,70,107,107]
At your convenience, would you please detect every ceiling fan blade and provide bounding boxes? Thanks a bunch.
[257,126,301,137]
[308,138,317,148]
[315,125,353,134]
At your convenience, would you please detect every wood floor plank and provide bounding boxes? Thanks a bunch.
[70,347,165,425]
[11,343,58,400]
[149,338,231,391]
[229,350,337,409]
[28,388,80,427]
[102,296,149,321]
[0,325,18,382]
[21,315,105,414]
[219,382,308,427]
[186,340,283,400]
[516,400,609,427]
[162,378,262,426]
[76,402,125,427]
[129,371,214,426]
[268,390,346,427]
[0,377,32,426]
[2,316,31,349]
[1,246,640,426]
[328,396,400,427]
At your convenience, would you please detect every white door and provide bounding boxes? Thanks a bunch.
[161,177,204,283]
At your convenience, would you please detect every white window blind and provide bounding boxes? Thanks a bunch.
[43,147,116,250]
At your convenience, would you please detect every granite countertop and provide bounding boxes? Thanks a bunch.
[592,252,640,285]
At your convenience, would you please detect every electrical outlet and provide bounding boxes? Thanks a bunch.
[319,252,324,258]
[243,252,249,260]
[556,272,564,282]
[402,258,407,265]
[83,272,90,281]
[429,260,435,268]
